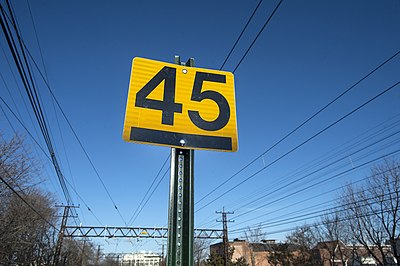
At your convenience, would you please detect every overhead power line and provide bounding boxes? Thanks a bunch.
[233,205,395,237]
[200,132,400,229]
[24,0,79,218]
[0,170,58,231]
[0,95,103,225]
[220,0,264,70]
[231,205,395,238]
[0,95,50,160]
[230,174,400,236]
[238,171,400,231]
[129,165,171,226]
[128,154,170,226]
[0,2,73,206]
[196,80,400,212]
[231,149,400,227]
[232,0,283,73]
[21,24,127,226]
[231,129,400,219]
[196,49,400,207]
[219,116,400,217]
[1,1,126,225]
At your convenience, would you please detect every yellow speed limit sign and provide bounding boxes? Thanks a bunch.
[122,57,238,152]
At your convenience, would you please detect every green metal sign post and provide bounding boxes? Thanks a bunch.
[166,56,195,266]
[167,148,194,266]
[123,54,237,265]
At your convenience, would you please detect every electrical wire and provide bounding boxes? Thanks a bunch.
[0,6,73,206]
[198,120,400,229]
[232,205,394,237]
[241,173,400,231]
[201,137,400,229]
[0,164,58,231]
[21,30,128,226]
[1,1,125,225]
[24,0,82,222]
[197,49,400,207]
[228,145,399,229]
[232,0,283,73]
[129,166,171,225]
[230,150,400,230]
[196,115,400,228]
[0,95,102,225]
[0,42,43,150]
[196,80,400,213]
[220,0,264,70]
[231,186,400,236]
[127,154,170,226]
[232,130,400,219]
[0,2,88,229]
[231,187,399,236]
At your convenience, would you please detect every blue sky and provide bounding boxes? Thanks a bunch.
[1,0,400,254]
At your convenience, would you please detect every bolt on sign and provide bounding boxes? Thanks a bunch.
[122,57,238,152]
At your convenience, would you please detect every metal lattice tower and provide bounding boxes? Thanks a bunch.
[216,208,234,266]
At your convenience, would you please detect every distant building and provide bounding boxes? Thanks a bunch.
[210,239,398,266]
[210,239,279,266]
[121,251,162,266]
[313,240,398,266]
[313,240,349,265]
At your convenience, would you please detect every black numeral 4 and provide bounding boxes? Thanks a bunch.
[135,66,182,125]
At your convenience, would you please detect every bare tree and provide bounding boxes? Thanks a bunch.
[0,134,58,265]
[244,225,266,243]
[243,225,266,266]
[0,134,38,194]
[267,242,293,266]
[0,188,57,265]
[286,225,319,266]
[61,239,96,266]
[313,212,350,265]
[194,238,211,266]
[340,158,400,265]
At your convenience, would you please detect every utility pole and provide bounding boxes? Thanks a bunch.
[53,204,78,266]
[216,208,234,266]
[155,239,166,266]
[161,242,165,266]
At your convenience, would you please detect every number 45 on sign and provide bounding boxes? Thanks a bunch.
[122,57,238,152]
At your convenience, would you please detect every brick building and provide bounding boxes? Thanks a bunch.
[210,239,280,266]
[210,239,398,266]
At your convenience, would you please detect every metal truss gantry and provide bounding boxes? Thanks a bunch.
[64,226,223,239]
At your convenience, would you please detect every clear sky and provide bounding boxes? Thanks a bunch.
[1,0,400,255]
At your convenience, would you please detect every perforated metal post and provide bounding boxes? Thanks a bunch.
[166,56,194,266]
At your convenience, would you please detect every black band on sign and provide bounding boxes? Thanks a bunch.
[130,127,232,151]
